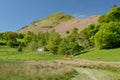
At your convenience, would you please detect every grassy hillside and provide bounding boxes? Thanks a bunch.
[33,12,74,28]
[17,12,99,35]
[78,48,120,61]
[17,12,74,34]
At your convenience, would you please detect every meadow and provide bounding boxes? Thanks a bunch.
[0,46,120,80]
[0,46,63,60]
[0,46,76,80]
[78,48,120,61]
[0,60,76,80]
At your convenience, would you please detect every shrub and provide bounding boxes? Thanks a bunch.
[26,41,38,51]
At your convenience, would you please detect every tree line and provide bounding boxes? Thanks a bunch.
[81,6,120,49]
[0,6,120,55]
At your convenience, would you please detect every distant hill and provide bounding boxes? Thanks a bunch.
[17,12,99,35]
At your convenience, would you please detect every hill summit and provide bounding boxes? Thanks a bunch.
[17,12,99,35]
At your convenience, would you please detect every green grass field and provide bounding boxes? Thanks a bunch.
[0,46,63,60]
[78,48,120,61]
[1,46,120,61]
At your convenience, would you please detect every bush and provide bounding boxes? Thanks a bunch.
[7,41,17,47]
[18,45,22,52]
[26,41,38,51]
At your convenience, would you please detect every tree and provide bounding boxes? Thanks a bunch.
[57,39,69,55]
[98,6,120,23]
[58,28,84,55]
[18,45,22,52]
[37,32,48,47]
[94,22,120,49]
[67,27,79,42]
[26,41,38,51]
[2,32,18,41]
[38,39,44,47]
[18,33,24,39]
[80,24,99,47]
[46,30,61,54]
[2,32,18,47]
[23,31,33,45]
[58,38,84,55]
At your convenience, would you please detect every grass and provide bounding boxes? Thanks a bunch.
[0,46,120,80]
[72,68,120,80]
[0,46,63,60]
[78,48,120,61]
[0,60,76,80]
[0,46,77,80]
[56,59,120,80]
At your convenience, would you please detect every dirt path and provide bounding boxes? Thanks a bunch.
[71,67,120,80]
[55,59,120,80]
[79,68,97,80]
[72,68,97,80]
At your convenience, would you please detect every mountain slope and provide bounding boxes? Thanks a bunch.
[17,13,99,35]
[54,15,99,35]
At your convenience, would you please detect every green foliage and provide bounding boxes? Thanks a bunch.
[18,45,22,52]
[96,7,120,49]
[26,41,38,51]
[98,6,120,23]
[68,28,79,41]
[80,6,120,49]
[58,28,84,55]
[0,33,3,40]
[95,22,120,49]
[38,39,44,47]
[2,32,18,41]
[17,33,24,39]
[37,32,49,47]
[1,32,19,47]
[80,24,99,46]
[7,41,17,47]
[0,32,24,47]
[57,39,69,55]
[23,31,33,44]
[68,41,83,55]
[46,30,61,54]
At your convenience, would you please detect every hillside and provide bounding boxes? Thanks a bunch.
[17,12,99,35]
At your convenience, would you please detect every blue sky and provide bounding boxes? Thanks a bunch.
[0,0,120,32]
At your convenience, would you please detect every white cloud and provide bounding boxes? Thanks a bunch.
[73,13,88,18]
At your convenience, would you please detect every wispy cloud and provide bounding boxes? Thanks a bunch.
[72,13,88,18]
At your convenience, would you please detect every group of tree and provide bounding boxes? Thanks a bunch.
[0,32,24,47]
[80,6,120,49]
[22,28,84,55]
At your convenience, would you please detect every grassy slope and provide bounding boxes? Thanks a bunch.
[79,48,120,61]
[17,12,74,34]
